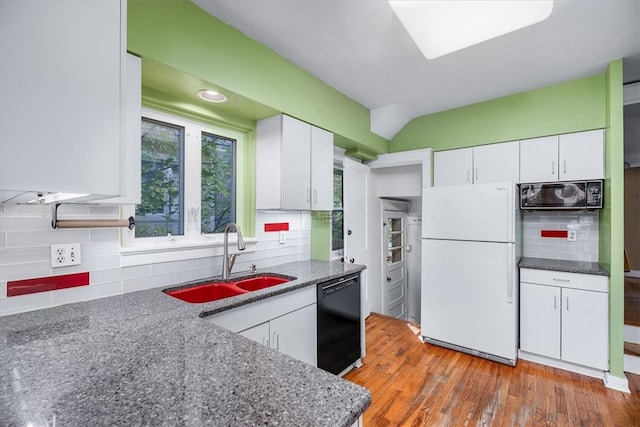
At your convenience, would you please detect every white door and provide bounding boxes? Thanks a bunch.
[281,115,312,209]
[383,210,407,319]
[473,141,520,184]
[561,288,608,370]
[519,283,561,359]
[310,126,334,210]
[422,182,516,243]
[434,148,473,186]
[519,135,559,183]
[421,239,517,361]
[270,304,317,366]
[343,158,370,317]
[558,129,604,181]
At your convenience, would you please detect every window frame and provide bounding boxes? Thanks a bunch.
[121,108,252,257]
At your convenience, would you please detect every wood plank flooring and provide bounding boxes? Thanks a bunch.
[344,313,640,426]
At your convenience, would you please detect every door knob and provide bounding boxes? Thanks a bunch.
[386,277,391,282]
[349,258,355,263]
[347,229,352,235]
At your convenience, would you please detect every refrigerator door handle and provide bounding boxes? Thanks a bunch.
[507,245,514,303]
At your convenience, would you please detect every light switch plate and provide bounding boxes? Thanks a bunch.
[279,231,286,244]
[567,230,577,242]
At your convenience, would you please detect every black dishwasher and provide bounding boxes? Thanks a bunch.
[317,274,361,375]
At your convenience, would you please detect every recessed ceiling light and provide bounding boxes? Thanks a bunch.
[197,89,228,103]
[389,0,554,59]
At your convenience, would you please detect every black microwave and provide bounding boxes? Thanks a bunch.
[520,180,603,210]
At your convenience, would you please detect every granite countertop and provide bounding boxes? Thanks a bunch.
[519,257,610,276]
[0,260,370,427]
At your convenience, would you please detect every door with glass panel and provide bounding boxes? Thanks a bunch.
[383,210,407,319]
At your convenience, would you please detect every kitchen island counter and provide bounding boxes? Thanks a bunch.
[0,260,369,426]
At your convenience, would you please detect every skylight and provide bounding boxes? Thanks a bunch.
[388,0,554,59]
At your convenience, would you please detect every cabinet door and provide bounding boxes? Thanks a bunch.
[558,130,604,181]
[310,126,333,210]
[1,0,122,197]
[519,136,558,183]
[520,283,561,359]
[473,141,520,184]
[270,304,317,366]
[561,288,608,369]
[281,116,312,209]
[433,148,473,186]
[239,322,271,348]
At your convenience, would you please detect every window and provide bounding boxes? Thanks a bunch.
[331,168,344,257]
[133,110,240,240]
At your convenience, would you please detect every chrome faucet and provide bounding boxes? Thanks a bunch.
[222,223,246,279]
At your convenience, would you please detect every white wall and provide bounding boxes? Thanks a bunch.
[0,204,310,316]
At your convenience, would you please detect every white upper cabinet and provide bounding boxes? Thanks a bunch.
[0,0,139,204]
[558,129,604,181]
[434,148,473,186]
[473,141,520,184]
[434,141,519,186]
[256,114,333,210]
[520,130,604,183]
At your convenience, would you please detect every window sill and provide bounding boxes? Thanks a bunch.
[120,237,258,267]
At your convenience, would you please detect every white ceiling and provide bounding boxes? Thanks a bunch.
[192,0,640,140]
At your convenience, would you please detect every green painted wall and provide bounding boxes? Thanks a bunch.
[391,74,606,152]
[601,59,625,379]
[128,0,388,155]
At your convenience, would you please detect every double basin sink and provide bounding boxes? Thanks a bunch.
[163,273,295,304]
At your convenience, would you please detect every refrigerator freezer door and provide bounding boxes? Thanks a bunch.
[422,182,516,243]
[421,239,518,363]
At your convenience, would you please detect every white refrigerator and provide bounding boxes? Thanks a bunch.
[421,182,520,365]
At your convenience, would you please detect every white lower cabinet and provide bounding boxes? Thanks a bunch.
[239,303,317,366]
[208,286,317,366]
[520,269,608,370]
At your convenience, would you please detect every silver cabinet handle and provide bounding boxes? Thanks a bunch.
[566,296,569,311]
[554,295,557,309]
[313,189,318,203]
[475,168,478,181]
[467,169,470,182]
[272,331,279,350]
[552,161,555,175]
[552,277,570,283]
[262,337,269,347]
[563,160,567,174]
[306,188,311,203]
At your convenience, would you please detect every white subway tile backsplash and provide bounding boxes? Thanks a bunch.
[522,211,599,262]
[6,229,90,247]
[0,291,51,316]
[1,209,312,315]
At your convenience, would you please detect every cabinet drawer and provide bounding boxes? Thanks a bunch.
[520,268,607,293]
[206,285,316,333]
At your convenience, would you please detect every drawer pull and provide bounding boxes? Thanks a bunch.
[552,278,570,283]
[554,295,557,309]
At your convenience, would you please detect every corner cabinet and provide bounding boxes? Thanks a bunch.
[519,129,604,183]
[256,115,333,210]
[519,268,608,370]
[434,141,519,186]
[0,0,141,204]
[207,286,317,366]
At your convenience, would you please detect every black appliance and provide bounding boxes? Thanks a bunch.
[520,180,603,210]
[317,274,361,375]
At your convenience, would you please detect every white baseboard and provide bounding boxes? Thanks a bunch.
[605,372,631,393]
[625,270,640,278]
[624,324,640,344]
[519,351,605,380]
[625,354,640,376]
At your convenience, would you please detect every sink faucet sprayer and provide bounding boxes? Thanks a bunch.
[222,223,246,279]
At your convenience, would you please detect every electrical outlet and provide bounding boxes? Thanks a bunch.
[51,243,82,267]
[279,231,286,244]
[567,230,577,242]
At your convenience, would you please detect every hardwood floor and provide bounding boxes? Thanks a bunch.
[344,313,640,426]
[625,276,640,327]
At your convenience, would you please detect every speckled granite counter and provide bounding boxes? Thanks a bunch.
[519,257,609,276]
[0,260,370,426]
